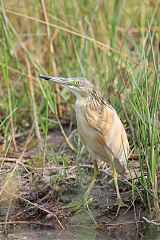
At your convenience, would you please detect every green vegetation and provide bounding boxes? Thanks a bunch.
[0,0,159,219]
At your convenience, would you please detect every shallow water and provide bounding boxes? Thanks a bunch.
[0,225,160,240]
[142,224,160,240]
[1,229,100,240]
[0,228,133,240]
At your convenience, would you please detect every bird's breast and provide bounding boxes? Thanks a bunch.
[75,103,94,145]
[75,101,112,161]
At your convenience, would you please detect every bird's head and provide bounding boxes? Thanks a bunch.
[39,76,94,98]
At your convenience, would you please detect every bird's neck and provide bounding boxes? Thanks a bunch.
[75,87,106,112]
[75,95,88,109]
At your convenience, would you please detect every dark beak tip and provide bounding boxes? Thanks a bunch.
[39,75,51,80]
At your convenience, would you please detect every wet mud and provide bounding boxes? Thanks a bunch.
[0,128,158,239]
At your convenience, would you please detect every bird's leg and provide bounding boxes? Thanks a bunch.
[65,159,99,212]
[112,161,127,217]
[83,159,99,203]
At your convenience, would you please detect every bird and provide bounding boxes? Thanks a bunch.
[39,76,129,215]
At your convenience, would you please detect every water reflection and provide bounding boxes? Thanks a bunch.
[142,225,160,240]
[0,227,142,240]
[0,223,160,240]
[2,229,102,240]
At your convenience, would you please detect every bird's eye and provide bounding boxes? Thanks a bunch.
[76,81,80,85]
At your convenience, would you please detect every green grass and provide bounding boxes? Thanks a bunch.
[0,0,159,218]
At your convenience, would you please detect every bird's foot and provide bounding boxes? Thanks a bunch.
[64,197,93,213]
[115,198,128,217]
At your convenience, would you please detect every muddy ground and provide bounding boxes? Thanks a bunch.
[0,127,154,239]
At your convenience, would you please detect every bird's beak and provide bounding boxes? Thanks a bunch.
[39,76,70,86]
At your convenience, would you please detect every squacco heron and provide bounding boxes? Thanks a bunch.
[39,76,129,215]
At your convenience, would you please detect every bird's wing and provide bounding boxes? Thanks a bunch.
[85,104,129,174]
